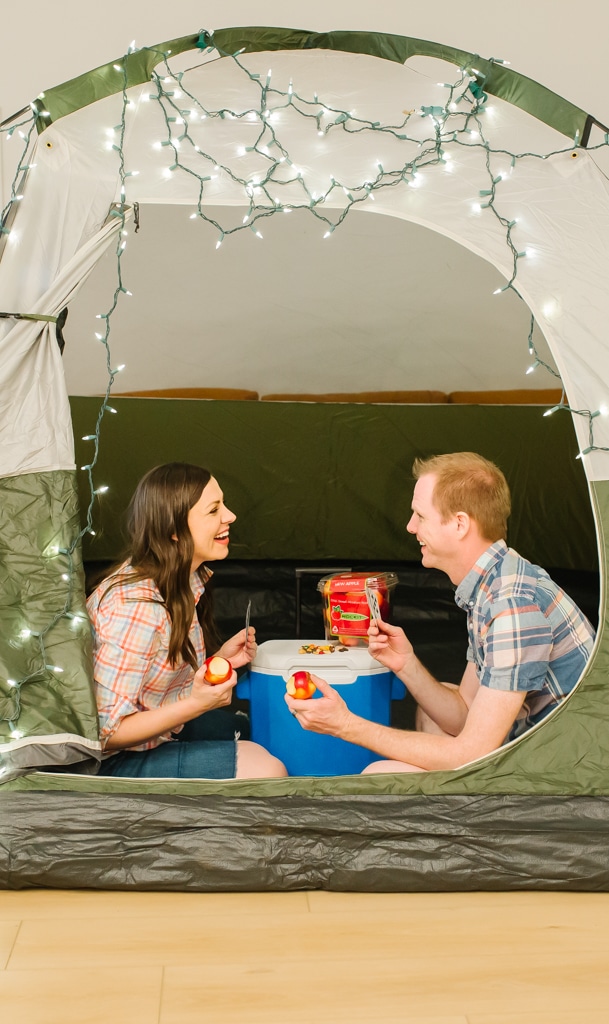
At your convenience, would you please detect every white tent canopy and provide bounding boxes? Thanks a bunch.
[2,33,609,479]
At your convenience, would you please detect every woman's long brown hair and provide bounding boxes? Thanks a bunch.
[101,463,221,668]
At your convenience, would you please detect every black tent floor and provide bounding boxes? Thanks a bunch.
[2,791,609,892]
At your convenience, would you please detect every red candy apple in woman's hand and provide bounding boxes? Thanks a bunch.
[204,655,233,684]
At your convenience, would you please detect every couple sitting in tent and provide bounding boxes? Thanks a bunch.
[87,453,595,779]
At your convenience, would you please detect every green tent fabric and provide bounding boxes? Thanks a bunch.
[1,26,609,890]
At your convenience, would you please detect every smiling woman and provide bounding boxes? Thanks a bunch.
[187,476,236,570]
[85,462,287,780]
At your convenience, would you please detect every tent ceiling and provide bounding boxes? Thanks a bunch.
[54,46,563,397]
[2,33,609,475]
[62,201,556,396]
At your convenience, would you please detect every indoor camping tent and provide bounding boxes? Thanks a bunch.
[1,26,609,891]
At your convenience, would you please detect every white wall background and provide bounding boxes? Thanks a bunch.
[2,2,607,395]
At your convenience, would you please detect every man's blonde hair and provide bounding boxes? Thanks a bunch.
[413,452,511,542]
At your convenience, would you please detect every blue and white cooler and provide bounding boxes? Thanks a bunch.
[236,639,406,776]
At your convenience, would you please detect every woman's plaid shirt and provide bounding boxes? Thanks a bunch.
[87,565,206,750]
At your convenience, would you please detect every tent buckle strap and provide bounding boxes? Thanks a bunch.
[0,308,67,354]
[0,311,59,323]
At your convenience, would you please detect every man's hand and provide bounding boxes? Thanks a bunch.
[367,619,414,675]
[284,674,352,737]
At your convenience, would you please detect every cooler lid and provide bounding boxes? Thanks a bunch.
[251,639,389,675]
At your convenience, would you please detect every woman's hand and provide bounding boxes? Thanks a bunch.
[104,668,238,750]
[367,619,414,675]
[216,627,257,668]
[189,665,238,711]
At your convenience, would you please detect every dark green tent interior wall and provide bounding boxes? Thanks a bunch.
[71,397,596,569]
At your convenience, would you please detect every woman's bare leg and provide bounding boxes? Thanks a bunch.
[361,759,424,774]
[235,740,288,778]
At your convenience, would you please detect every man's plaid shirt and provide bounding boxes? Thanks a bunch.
[454,541,595,741]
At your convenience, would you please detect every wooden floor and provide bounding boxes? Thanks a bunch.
[1,889,608,1023]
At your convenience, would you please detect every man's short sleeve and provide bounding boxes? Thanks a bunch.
[478,597,553,692]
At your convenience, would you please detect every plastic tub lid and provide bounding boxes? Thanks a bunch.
[316,571,398,592]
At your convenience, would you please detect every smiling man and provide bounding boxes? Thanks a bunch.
[285,452,596,773]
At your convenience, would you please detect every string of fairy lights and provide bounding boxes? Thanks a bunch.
[0,76,133,755]
[1,31,608,758]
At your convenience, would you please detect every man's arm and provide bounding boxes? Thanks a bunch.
[285,676,526,771]
[368,620,475,736]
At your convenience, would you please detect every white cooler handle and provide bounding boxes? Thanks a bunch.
[285,665,358,686]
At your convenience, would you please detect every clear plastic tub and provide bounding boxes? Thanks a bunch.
[317,571,398,647]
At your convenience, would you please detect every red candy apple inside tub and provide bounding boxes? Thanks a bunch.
[286,670,317,700]
[204,655,233,684]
